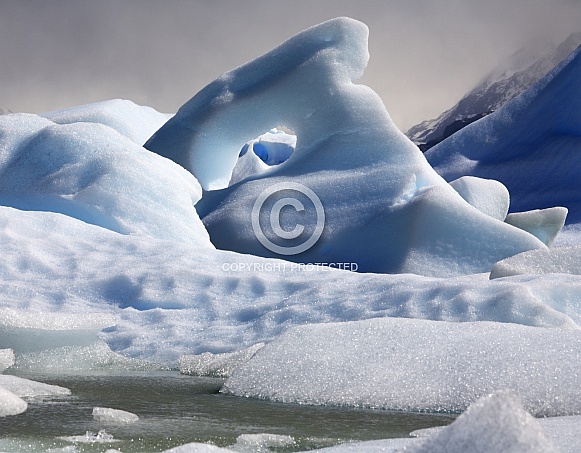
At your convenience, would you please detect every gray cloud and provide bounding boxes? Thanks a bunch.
[1,0,580,131]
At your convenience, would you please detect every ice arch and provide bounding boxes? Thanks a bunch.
[145,17,373,190]
[146,17,548,276]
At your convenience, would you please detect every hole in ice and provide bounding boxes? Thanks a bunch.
[238,127,296,166]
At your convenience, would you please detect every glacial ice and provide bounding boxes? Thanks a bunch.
[92,407,139,424]
[490,246,581,279]
[449,176,510,221]
[41,99,173,146]
[426,41,581,226]
[0,16,581,450]
[0,386,27,417]
[505,207,568,247]
[315,391,558,453]
[0,349,14,372]
[147,17,546,277]
[179,343,264,378]
[0,375,70,399]
[229,129,296,185]
[223,317,581,416]
[0,113,211,245]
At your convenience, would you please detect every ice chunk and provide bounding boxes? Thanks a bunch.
[0,375,70,398]
[149,17,546,276]
[0,113,211,246]
[0,386,27,417]
[0,349,14,372]
[224,317,581,415]
[411,390,557,453]
[61,430,118,444]
[491,246,581,279]
[179,343,264,377]
[14,342,159,374]
[230,433,295,453]
[0,308,115,353]
[449,176,510,220]
[93,407,139,424]
[161,443,235,452]
[505,207,568,246]
[41,99,173,145]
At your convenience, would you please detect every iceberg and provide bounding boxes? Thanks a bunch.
[426,42,581,227]
[146,17,546,277]
[0,113,211,245]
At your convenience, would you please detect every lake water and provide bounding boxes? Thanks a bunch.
[0,371,454,452]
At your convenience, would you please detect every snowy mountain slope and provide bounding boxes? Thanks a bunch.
[0,104,11,115]
[408,32,581,151]
[426,41,581,224]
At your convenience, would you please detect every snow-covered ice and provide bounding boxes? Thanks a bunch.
[92,406,139,424]
[224,317,581,415]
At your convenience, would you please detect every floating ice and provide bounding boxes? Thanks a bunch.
[490,246,581,279]
[230,433,296,453]
[14,342,159,374]
[179,343,264,377]
[61,430,117,444]
[426,42,581,226]
[505,207,568,246]
[147,17,546,277]
[449,176,510,221]
[40,99,172,146]
[161,443,234,452]
[224,317,581,415]
[0,349,14,372]
[0,375,70,399]
[0,308,115,354]
[0,386,27,417]
[92,407,139,424]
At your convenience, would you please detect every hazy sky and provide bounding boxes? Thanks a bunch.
[1,0,580,131]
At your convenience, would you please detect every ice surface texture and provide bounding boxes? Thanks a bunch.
[146,17,545,277]
[224,317,581,416]
[426,43,581,224]
[93,407,139,424]
[0,109,211,246]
